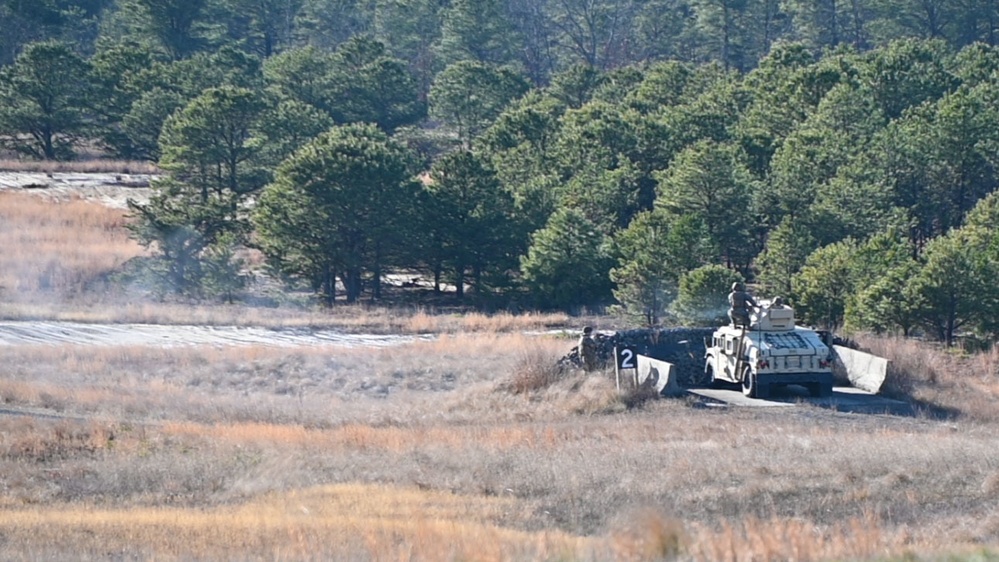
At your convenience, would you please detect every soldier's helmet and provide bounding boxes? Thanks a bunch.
[582,326,593,335]
[731,282,743,291]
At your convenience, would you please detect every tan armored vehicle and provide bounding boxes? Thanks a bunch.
[704,301,834,399]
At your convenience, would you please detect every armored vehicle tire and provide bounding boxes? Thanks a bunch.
[741,368,755,398]
[706,364,720,388]
[811,382,833,398]
[741,368,771,399]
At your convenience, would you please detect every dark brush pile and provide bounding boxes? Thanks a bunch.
[561,327,716,387]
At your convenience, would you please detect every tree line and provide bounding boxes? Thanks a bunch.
[4,0,999,79]
[5,3,999,345]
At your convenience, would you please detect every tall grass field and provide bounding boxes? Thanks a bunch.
[0,191,997,560]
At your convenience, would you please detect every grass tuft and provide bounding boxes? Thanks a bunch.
[507,344,568,394]
[609,507,688,561]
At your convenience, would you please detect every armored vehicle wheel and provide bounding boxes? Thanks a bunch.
[807,382,833,398]
[706,364,719,388]
[741,367,756,398]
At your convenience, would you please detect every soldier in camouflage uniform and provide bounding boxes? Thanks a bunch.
[578,326,597,372]
[728,282,757,328]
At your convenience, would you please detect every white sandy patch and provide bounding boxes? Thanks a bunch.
[0,172,154,208]
[0,321,434,348]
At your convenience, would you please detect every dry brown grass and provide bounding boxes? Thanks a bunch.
[0,191,571,332]
[507,341,569,394]
[1,394,992,560]
[0,192,143,296]
[0,158,158,174]
[1,177,998,560]
[0,489,921,561]
[854,334,999,422]
[0,484,591,560]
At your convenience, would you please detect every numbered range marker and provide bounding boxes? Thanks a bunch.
[615,345,638,370]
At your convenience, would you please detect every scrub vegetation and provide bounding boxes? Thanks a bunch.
[4,2,999,559]
[0,196,997,560]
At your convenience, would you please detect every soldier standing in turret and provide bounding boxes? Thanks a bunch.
[728,282,757,328]
[578,326,597,371]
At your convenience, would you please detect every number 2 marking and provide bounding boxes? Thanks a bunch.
[619,348,635,369]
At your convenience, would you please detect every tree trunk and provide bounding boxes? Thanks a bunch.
[473,263,482,295]
[43,129,55,160]
[345,268,362,303]
[321,263,335,307]
[372,245,382,301]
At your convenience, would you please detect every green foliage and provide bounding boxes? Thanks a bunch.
[755,216,818,298]
[545,0,636,69]
[795,228,918,332]
[216,0,304,57]
[847,261,920,336]
[480,92,565,235]
[9,7,999,326]
[688,0,764,72]
[864,81,999,248]
[908,227,995,345]
[625,61,695,113]
[610,211,712,325]
[262,39,424,132]
[294,0,374,51]
[548,65,605,110]
[159,86,269,196]
[326,37,424,131]
[764,82,886,230]
[254,99,334,167]
[262,46,335,110]
[782,0,873,50]
[438,0,518,66]
[88,41,158,158]
[126,177,241,295]
[430,61,530,147]
[0,41,91,160]
[553,101,638,178]
[792,239,856,328]
[0,0,109,64]
[253,123,418,304]
[671,264,743,326]
[655,140,758,273]
[372,0,441,96]
[425,150,516,297]
[858,38,956,121]
[658,71,748,158]
[520,207,614,310]
[125,86,267,296]
[121,87,187,161]
[117,0,214,59]
[201,230,250,303]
